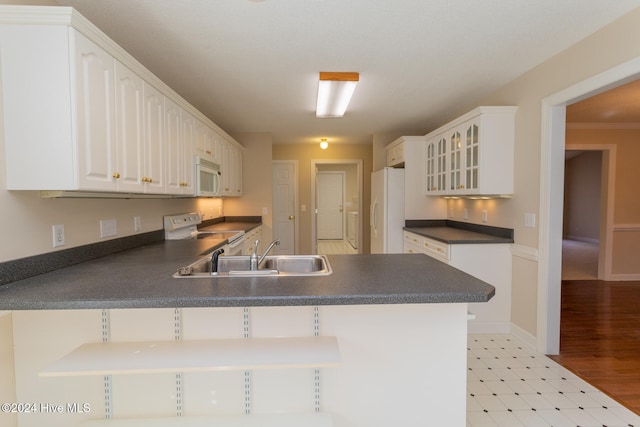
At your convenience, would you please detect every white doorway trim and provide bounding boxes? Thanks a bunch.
[564,144,616,281]
[311,159,363,254]
[538,56,640,355]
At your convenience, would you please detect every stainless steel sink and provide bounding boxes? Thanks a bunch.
[174,255,332,278]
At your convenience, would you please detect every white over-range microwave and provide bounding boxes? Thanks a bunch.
[195,157,222,197]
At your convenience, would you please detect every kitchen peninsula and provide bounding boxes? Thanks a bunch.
[0,235,493,427]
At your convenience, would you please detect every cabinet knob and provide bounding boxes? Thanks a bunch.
[225,187,230,191]
[205,150,212,155]
[288,215,295,220]
[112,172,120,179]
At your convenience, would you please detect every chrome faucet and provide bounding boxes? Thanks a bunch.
[249,239,280,270]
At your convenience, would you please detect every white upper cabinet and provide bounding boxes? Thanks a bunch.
[386,143,404,167]
[114,60,145,193]
[424,106,517,196]
[0,6,240,197]
[425,136,447,194]
[75,31,118,191]
[194,120,222,164]
[141,82,166,193]
[221,140,243,197]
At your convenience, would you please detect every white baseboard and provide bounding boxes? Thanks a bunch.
[509,323,537,350]
[563,235,599,244]
[608,273,640,281]
[467,321,511,334]
[466,322,539,352]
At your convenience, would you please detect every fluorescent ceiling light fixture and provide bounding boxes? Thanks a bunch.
[316,72,359,118]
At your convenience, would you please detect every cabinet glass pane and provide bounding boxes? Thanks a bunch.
[465,123,479,190]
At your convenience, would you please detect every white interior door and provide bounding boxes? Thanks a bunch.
[317,172,344,240]
[272,162,297,254]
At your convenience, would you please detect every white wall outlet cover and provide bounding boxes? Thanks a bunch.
[463,208,469,220]
[482,210,488,222]
[134,216,142,232]
[52,224,65,247]
[100,219,117,238]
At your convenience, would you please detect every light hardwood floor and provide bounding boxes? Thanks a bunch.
[548,280,640,416]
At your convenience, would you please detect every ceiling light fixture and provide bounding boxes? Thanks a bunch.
[316,72,359,118]
[320,138,328,149]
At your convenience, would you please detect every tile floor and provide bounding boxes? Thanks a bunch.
[467,334,640,427]
[316,239,358,255]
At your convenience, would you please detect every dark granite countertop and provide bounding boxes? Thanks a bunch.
[404,220,514,244]
[0,240,494,310]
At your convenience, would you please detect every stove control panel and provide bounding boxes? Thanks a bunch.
[163,213,202,232]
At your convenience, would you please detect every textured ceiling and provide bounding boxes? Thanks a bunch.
[54,0,640,144]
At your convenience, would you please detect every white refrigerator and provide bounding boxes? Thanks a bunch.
[370,167,405,253]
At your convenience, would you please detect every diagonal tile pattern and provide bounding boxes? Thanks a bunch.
[467,334,640,427]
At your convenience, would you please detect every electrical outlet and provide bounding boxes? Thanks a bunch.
[262,207,268,215]
[100,219,117,238]
[52,224,65,247]
[482,210,488,223]
[134,216,142,232]
[463,208,469,220]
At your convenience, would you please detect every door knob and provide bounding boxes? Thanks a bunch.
[288,215,295,220]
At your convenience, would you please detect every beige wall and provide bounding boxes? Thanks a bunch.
[563,151,601,241]
[224,132,273,243]
[566,128,640,276]
[273,144,373,254]
[472,7,640,336]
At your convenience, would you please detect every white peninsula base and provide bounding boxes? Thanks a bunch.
[10,303,468,427]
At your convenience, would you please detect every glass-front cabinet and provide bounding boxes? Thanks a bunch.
[424,106,517,197]
[449,130,463,192]
[425,136,447,194]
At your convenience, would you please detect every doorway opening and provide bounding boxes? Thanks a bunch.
[539,58,640,354]
[562,146,616,281]
[311,159,363,255]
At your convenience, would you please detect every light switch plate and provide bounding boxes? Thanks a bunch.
[525,213,536,228]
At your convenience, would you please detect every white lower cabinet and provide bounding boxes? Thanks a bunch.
[12,304,469,427]
[404,230,511,332]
